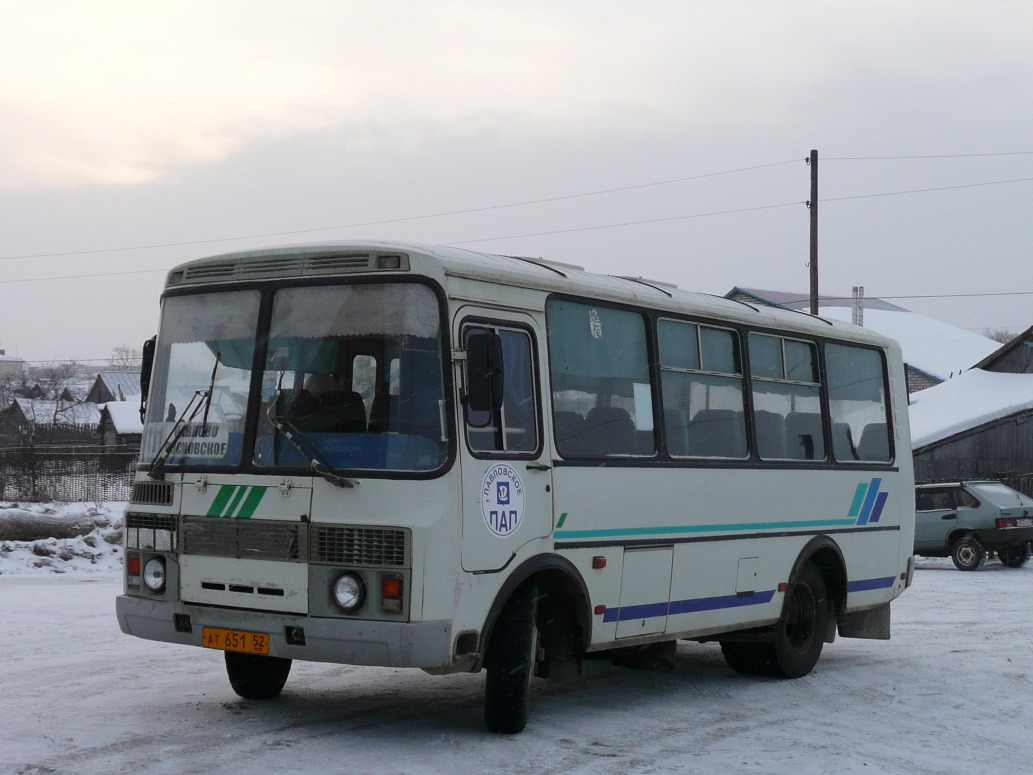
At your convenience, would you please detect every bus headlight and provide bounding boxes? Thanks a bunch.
[333,573,366,612]
[143,557,167,593]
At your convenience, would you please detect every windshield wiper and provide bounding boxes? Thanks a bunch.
[147,389,211,480]
[267,400,356,489]
[148,352,221,480]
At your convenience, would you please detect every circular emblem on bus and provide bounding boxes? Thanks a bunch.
[481,464,525,537]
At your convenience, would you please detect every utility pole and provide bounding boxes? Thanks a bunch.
[807,149,818,315]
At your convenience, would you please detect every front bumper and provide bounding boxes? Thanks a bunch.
[116,594,453,669]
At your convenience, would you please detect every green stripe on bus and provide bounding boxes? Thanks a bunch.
[236,486,267,519]
[554,518,857,540]
[207,486,237,517]
[225,486,249,518]
[556,512,568,529]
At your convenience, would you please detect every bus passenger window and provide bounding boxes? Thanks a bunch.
[658,319,746,459]
[825,343,891,463]
[749,334,824,461]
[546,300,655,458]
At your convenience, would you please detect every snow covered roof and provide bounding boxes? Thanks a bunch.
[103,398,144,434]
[12,398,101,426]
[727,288,999,382]
[91,372,142,402]
[909,369,1033,449]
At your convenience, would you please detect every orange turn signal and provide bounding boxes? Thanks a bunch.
[382,577,403,599]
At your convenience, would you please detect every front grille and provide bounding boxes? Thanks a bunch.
[126,513,176,531]
[130,481,174,506]
[181,517,305,562]
[310,526,408,567]
[125,512,177,551]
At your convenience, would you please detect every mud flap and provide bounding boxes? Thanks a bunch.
[838,602,891,640]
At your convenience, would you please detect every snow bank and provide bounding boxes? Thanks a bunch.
[0,501,124,575]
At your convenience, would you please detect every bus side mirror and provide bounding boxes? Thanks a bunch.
[465,329,504,423]
[139,335,156,423]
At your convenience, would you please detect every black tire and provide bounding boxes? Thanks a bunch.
[769,562,829,679]
[998,544,1030,568]
[224,652,292,699]
[951,536,984,571]
[720,641,774,676]
[484,581,538,734]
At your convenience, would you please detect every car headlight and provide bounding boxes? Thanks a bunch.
[333,572,365,612]
[143,557,167,593]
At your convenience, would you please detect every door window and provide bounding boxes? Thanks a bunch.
[463,324,539,455]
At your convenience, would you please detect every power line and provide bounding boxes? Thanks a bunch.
[0,159,801,263]
[444,201,804,246]
[823,176,1033,203]
[826,151,1033,161]
[0,269,166,285]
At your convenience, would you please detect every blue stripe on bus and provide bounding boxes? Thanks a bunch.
[602,589,776,623]
[555,518,857,541]
[857,477,883,525]
[870,492,889,524]
[847,576,896,592]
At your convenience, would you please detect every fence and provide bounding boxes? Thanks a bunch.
[0,446,139,503]
[999,472,1033,499]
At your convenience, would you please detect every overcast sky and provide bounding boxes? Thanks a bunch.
[2,1,1031,364]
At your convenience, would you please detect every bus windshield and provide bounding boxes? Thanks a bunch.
[141,282,449,474]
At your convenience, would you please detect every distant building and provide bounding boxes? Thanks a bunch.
[97,399,144,448]
[0,350,25,379]
[85,372,142,404]
[910,326,1033,495]
[725,287,999,393]
[1,398,102,446]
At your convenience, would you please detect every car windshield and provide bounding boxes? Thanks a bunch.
[141,282,449,474]
[967,482,1033,509]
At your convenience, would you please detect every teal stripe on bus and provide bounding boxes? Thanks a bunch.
[554,517,858,541]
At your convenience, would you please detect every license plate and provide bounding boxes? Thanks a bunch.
[201,627,270,655]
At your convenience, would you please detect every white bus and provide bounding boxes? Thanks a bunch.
[117,241,915,733]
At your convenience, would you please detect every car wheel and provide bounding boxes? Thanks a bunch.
[950,536,984,571]
[998,544,1030,568]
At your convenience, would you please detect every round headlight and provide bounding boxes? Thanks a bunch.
[143,557,166,592]
[333,572,365,612]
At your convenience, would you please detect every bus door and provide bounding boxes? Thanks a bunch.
[454,310,553,573]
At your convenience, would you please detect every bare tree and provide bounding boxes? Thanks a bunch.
[984,328,1015,345]
[25,361,88,443]
[110,345,142,371]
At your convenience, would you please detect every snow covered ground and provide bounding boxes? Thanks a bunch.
[3,503,1033,774]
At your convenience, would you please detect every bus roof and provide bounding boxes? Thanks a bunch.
[164,240,895,349]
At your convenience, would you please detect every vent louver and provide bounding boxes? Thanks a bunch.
[310,526,409,567]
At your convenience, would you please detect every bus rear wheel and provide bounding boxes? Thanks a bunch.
[484,581,538,734]
[720,562,829,679]
[769,562,828,678]
[224,652,292,699]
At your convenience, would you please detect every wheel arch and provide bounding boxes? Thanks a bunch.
[790,535,848,619]
[477,553,592,671]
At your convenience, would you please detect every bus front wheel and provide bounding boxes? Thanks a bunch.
[484,581,538,734]
[224,652,292,699]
